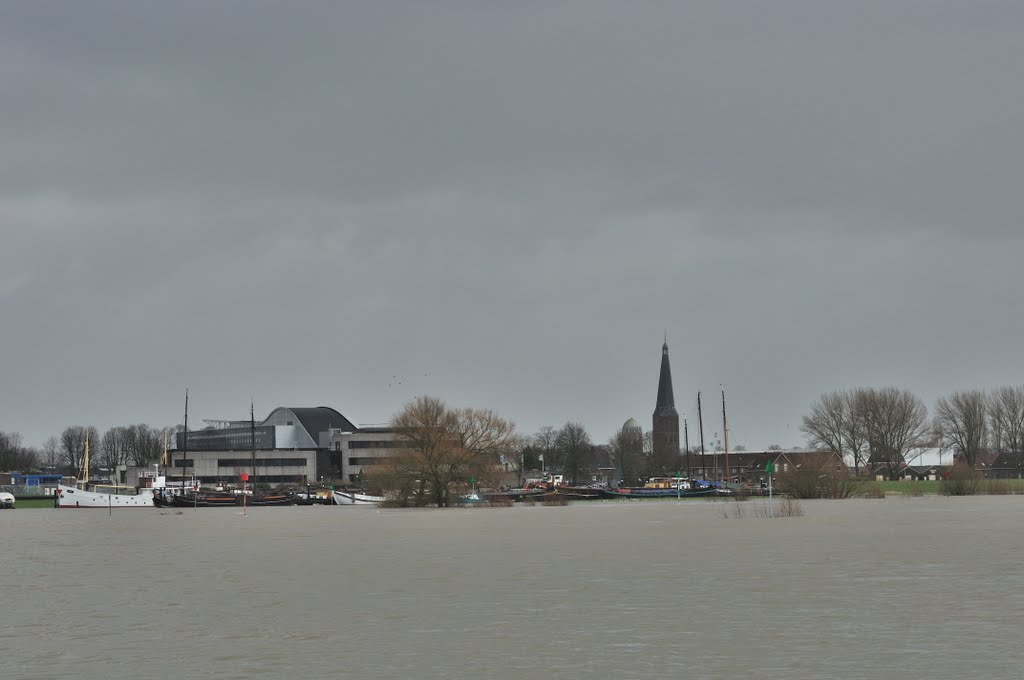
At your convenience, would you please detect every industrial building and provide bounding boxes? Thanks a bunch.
[162,406,407,488]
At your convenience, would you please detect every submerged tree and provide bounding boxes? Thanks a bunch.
[388,395,518,507]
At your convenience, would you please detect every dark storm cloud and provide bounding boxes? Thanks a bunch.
[2,2,1023,449]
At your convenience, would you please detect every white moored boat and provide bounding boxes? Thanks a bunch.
[56,483,159,509]
[57,429,182,509]
[332,489,385,505]
[57,455,174,509]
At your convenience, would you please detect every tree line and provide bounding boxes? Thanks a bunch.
[0,424,175,478]
[801,386,1024,478]
[370,395,723,506]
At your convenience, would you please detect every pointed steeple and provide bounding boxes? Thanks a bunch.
[654,340,678,417]
[652,339,681,472]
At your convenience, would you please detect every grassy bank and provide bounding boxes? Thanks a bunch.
[869,479,1024,496]
[9,497,56,509]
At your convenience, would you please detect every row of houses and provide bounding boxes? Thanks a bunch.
[656,447,1024,484]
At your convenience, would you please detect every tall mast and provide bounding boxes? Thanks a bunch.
[684,417,691,479]
[82,431,90,486]
[250,400,257,488]
[182,388,188,492]
[697,391,706,479]
[722,388,730,488]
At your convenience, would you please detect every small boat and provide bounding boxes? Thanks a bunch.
[171,490,238,507]
[601,486,721,499]
[479,488,549,503]
[551,484,605,500]
[0,492,15,509]
[247,491,295,506]
[332,489,385,505]
[293,489,333,505]
[171,489,296,507]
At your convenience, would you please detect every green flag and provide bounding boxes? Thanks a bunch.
[765,460,775,474]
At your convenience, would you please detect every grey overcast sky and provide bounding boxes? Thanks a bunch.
[2,2,1022,450]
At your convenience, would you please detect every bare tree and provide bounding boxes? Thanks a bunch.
[452,407,517,460]
[989,386,1024,477]
[60,427,81,475]
[42,436,61,472]
[935,390,988,467]
[801,389,870,475]
[533,426,559,472]
[502,435,531,488]
[59,426,98,477]
[0,431,20,469]
[861,387,929,480]
[99,426,130,476]
[801,391,847,461]
[125,424,163,466]
[0,431,39,471]
[608,429,642,486]
[389,395,517,506]
[556,422,592,485]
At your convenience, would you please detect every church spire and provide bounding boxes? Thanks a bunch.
[652,339,681,471]
[654,340,677,417]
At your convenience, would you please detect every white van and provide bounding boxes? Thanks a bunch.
[0,492,15,509]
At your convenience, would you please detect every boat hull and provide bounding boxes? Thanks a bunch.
[332,490,385,505]
[172,492,295,507]
[602,487,721,499]
[56,484,156,508]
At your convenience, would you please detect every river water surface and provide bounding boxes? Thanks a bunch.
[4,496,1023,679]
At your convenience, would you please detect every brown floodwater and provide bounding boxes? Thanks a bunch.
[4,496,1023,679]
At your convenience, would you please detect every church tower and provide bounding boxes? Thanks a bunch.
[652,340,681,471]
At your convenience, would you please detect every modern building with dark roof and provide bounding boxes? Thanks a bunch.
[169,406,360,487]
[177,406,356,452]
